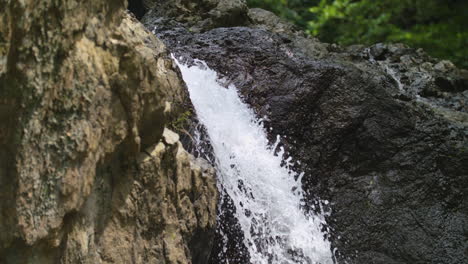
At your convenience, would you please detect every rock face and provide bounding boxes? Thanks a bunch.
[143,1,468,263]
[0,0,217,263]
[141,0,250,32]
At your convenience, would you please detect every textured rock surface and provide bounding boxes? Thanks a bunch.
[141,0,250,32]
[144,1,468,263]
[0,0,217,263]
[55,128,217,264]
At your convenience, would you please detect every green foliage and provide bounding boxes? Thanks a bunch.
[169,110,192,132]
[247,0,468,68]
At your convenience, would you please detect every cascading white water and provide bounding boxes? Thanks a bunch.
[175,58,334,264]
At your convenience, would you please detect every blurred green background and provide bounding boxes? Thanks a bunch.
[247,0,468,68]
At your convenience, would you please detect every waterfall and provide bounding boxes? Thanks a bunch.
[175,58,334,264]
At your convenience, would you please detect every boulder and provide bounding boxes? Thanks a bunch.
[141,0,250,32]
[146,4,468,264]
[0,0,217,262]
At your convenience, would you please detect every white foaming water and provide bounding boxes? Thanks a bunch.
[176,58,334,264]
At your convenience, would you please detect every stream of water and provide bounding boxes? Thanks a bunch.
[175,58,334,264]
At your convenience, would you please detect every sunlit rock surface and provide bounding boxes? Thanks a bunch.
[0,0,217,262]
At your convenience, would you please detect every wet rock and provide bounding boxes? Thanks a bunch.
[147,4,468,264]
[141,0,250,32]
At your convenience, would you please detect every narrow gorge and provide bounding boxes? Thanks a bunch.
[0,0,467,263]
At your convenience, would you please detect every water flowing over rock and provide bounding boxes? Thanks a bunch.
[142,0,468,263]
[0,1,217,263]
[176,59,334,264]
[1,0,467,262]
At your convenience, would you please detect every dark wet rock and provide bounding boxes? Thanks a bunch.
[127,0,156,19]
[145,3,468,263]
[141,0,250,32]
